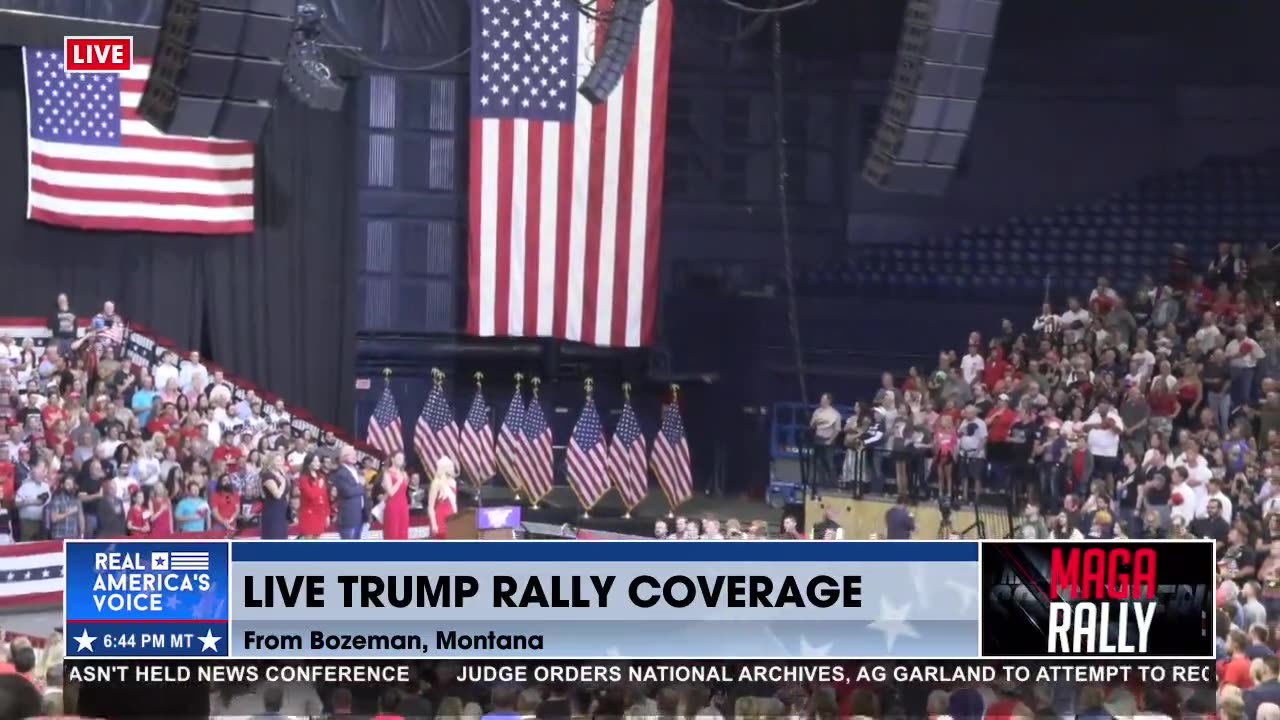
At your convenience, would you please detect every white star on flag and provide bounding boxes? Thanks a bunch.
[911,565,929,608]
[74,628,96,652]
[867,596,920,652]
[199,629,222,652]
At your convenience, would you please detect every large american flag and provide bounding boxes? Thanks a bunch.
[608,400,648,509]
[366,385,404,457]
[651,400,692,509]
[21,49,255,235]
[566,394,610,509]
[466,0,673,348]
[414,383,460,470]
[458,387,497,484]
[515,393,554,502]
[496,389,526,493]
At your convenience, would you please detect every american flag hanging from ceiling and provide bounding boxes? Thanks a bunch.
[466,0,673,348]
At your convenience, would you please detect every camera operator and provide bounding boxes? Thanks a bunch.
[956,405,988,504]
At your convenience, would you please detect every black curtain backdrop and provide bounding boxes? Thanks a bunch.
[0,46,359,430]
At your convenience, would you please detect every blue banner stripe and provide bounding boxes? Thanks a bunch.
[231,541,977,563]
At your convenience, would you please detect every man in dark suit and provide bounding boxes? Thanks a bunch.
[1245,654,1280,720]
[331,446,365,540]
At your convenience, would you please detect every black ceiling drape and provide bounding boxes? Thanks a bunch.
[0,46,359,430]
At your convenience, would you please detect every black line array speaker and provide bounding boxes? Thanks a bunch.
[139,0,296,141]
[862,0,1002,195]
[578,0,646,105]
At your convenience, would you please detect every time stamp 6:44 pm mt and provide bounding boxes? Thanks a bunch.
[71,628,224,654]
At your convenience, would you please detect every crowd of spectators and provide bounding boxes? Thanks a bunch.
[0,295,431,548]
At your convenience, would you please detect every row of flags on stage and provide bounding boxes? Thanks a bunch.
[364,372,693,511]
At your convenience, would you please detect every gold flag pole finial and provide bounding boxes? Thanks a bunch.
[531,376,542,397]
[474,371,484,388]
[622,382,632,401]
[431,367,445,386]
[670,383,680,401]
[584,377,594,396]
[514,372,524,389]
[382,367,392,381]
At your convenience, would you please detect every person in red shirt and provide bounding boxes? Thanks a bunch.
[983,347,1010,390]
[126,490,151,535]
[146,403,177,438]
[40,394,66,433]
[208,475,240,535]
[985,395,1017,444]
[210,433,244,474]
[1220,629,1255,689]
[296,454,330,539]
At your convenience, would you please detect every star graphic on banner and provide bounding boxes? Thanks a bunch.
[604,645,623,657]
[911,565,929,608]
[74,628,97,652]
[798,634,833,657]
[867,596,920,652]
[944,578,980,613]
[165,594,181,611]
[198,629,221,652]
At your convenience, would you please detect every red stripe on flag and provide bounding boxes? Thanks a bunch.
[466,117,485,337]
[30,179,252,208]
[552,121,575,340]
[640,1,673,346]
[610,30,641,348]
[579,0,612,345]
[120,133,255,155]
[494,120,515,336]
[523,122,544,336]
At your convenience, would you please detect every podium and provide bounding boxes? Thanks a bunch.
[444,506,522,540]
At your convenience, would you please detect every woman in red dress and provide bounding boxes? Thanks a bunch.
[380,451,410,540]
[296,454,330,539]
[427,456,458,540]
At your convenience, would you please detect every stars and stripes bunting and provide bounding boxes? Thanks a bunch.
[650,399,692,509]
[413,377,460,470]
[366,383,404,457]
[515,387,554,502]
[22,49,255,235]
[608,398,648,509]
[458,384,498,484]
[466,0,674,348]
[497,385,527,493]
[566,388,611,510]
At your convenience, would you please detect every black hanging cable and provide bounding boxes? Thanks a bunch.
[770,13,808,406]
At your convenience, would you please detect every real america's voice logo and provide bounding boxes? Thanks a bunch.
[92,550,213,612]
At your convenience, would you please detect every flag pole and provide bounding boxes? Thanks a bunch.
[666,383,679,518]
[578,378,596,519]
[621,382,634,520]
[509,373,524,503]
[529,376,542,510]
[381,367,393,465]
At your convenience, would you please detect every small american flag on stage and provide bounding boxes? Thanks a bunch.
[566,394,610,509]
[516,392,554,502]
[366,385,404,457]
[414,383,460,469]
[466,0,673,348]
[458,387,497,483]
[608,399,648,509]
[497,389,526,492]
[651,400,692,509]
[21,49,255,235]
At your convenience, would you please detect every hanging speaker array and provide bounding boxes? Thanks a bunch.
[862,0,1003,195]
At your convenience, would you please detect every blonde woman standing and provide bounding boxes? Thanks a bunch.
[428,457,459,539]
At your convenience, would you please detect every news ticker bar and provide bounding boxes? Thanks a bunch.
[63,658,1217,687]
[64,539,1217,660]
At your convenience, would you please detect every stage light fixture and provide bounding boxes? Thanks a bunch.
[577,0,646,105]
[282,2,346,111]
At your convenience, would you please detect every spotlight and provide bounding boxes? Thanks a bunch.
[577,0,647,105]
[283,2,346,111]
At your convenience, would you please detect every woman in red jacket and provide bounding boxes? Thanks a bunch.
[296,453,330,539]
